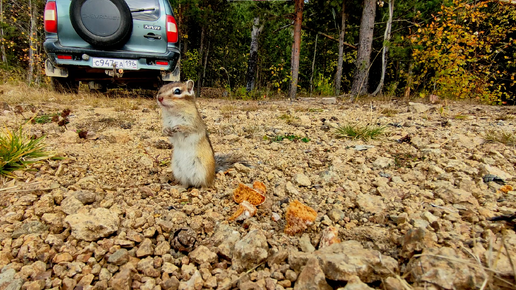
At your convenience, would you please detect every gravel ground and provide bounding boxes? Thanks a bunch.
[1,86,516,290]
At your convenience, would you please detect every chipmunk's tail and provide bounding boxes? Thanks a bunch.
[215,153,251,172]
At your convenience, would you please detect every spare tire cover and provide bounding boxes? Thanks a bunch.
[70,0,132,49]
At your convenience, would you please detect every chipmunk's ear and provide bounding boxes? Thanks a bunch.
[186,80,195,94]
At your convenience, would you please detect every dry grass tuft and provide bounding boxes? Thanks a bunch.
[335,123,386,141]
[484,130,516,147]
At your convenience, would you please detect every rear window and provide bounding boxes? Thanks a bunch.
[126,0,160,21]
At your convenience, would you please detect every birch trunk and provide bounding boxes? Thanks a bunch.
[350,0,376,100]
[27,0,37,84]
[289,0,304,101]
[309,34,318,96]
[246,17,263,92]
[334,0,346,96]
[0,0,6,63]
[196,26,205,97]
[372,0,394,96]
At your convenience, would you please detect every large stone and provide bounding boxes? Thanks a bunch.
[289,240,398,283]
[232,230,269,272]
[434,186,479,207]
[11,221,48,239]
[479,164,514,181]
[406,247,485,289]
[189,245,218,265]
[408,102,430,113]
[64,208,120,241]
[356,194,386,214]
[0,268,16,289]
[294,257,332,290]
[211,224,241,260]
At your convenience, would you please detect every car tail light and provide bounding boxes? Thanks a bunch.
[57,55,72,60]
[44,1,57,33]
[166,15,178,43]
[156,61,168,65]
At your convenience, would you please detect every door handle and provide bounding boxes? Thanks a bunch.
[144,33,161,40]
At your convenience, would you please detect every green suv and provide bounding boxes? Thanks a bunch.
[43,0,180,93]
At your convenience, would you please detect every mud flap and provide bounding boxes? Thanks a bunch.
[162,62,180,82]
[45,59,69,77]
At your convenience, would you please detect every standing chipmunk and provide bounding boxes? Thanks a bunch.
[157,80,244,187]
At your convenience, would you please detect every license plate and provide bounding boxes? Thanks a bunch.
[91,58,138,70]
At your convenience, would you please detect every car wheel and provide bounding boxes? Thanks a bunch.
[69,0,133,49]
[51,77,79,94]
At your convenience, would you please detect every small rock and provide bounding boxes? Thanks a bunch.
[294,257,332,290]
[321,97,337,105]
[293,173,311,187]
[408,102,430,113]
[60,196,84,215]
[299,233,315,253]
[65,208,120,241]
[108,249,129,265]
[372,157,394,169]
[11,221,48,239]
[161,276,180,290]
[110,268,133,290]
[356,194,386,214]
[189,245,218,264]
[232,230,269,272]
[179,270,203,290]
[136,238,154,257]
[73,190,97,204]
[328,208,345,222]
[340,275,374,290]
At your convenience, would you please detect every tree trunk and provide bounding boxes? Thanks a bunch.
[202,40,210,88]
[404,60,414,98]
[334,0,346,96]
[27,0,37,84]
[350,0,376,100]
[196,26,205,98]
[289,0,304,101]
[246,17,263,92]
[309,34,318,97]
[372,0,394,96]
[0,0,6,64]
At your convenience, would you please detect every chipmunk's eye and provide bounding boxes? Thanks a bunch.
[174,88,181,95]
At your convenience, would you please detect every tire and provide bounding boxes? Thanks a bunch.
[70,0,133,49]
[51,77,79,94]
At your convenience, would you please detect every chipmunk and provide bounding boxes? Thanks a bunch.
[157,80,244,187]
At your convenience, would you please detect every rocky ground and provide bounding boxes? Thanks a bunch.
[1,85,516,290]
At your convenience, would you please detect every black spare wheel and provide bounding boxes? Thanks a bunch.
[70,0,132,49]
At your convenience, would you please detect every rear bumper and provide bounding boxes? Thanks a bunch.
[44,38,180,72]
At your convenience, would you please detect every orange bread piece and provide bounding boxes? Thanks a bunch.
[228,200,257,221]
[252,181,267,196]
[499,185,513,194]
[233,183,266,205]
[284,200,317,235]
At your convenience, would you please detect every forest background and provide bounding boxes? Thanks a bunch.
[0,0,514,104]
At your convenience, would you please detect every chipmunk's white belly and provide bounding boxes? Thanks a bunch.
[170,134,209,187]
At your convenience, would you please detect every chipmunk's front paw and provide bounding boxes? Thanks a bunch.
[163,127,177,136]
[163,126,186,136]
